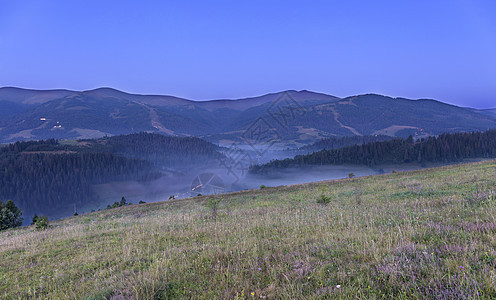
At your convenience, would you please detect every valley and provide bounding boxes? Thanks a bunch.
[2,123,496,223]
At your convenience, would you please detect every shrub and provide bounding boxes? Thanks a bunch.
[260,185,266,189]
[139,200,146,204]
[35,215,49,231]
[106,197,133,209]
[348,173,355,178]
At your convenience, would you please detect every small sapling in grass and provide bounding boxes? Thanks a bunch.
[205,197,221,221]
[317,185,332,205]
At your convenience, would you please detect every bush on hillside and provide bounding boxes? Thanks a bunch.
[35,215,49,231]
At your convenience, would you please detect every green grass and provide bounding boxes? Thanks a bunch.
[1,160,496,299]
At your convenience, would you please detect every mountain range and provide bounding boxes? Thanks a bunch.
[1,87,495,146]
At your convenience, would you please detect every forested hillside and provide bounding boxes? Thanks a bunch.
[0,133,224,219]
[0,141,160,217]
[250,129,496,174]
[91,132,223,167]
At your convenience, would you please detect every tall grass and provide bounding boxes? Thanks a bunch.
[1,160,496,299]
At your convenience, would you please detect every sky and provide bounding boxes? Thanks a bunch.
[0,1,495,108]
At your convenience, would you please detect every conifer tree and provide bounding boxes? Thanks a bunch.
[0,200,23,231]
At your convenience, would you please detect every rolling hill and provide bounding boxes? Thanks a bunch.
[1,160,495,298]
[1,87,495,146]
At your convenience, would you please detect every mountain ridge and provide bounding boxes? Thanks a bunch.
[1,87,495,145]
[2,86,494,109]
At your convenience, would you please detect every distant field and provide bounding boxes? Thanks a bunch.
[1,160,496,299]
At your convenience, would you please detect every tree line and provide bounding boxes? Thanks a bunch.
[299,135,394,152]
[96,132,223,167]
[250,129,496,174]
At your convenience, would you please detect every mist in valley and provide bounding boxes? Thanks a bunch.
[90,165,378,211]
[36,134,494,222]
[88,154,490,217]
[87,146,439,214]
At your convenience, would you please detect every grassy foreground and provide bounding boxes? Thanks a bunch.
[1,161,496,299]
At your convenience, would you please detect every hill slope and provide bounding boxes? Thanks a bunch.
[1,87,495,146]
[1,160,496,299]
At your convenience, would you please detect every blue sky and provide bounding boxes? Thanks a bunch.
[0,1,495,108]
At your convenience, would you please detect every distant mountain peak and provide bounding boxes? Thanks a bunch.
[85,87,124,93]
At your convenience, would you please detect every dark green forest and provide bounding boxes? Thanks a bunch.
[250,129,496,174]
[94,132,223,167]
[0,147,159,215]
[0,133,223,219]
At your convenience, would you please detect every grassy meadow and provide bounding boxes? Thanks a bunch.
[1,160,496,299]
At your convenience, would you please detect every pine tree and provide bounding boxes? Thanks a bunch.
[31,213,39,225]
[0,200,23,231]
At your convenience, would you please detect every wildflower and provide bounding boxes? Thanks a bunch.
[459,266,464,269]
[258,268,261,271]
[251,292,255,296]
[336,285,341,288]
